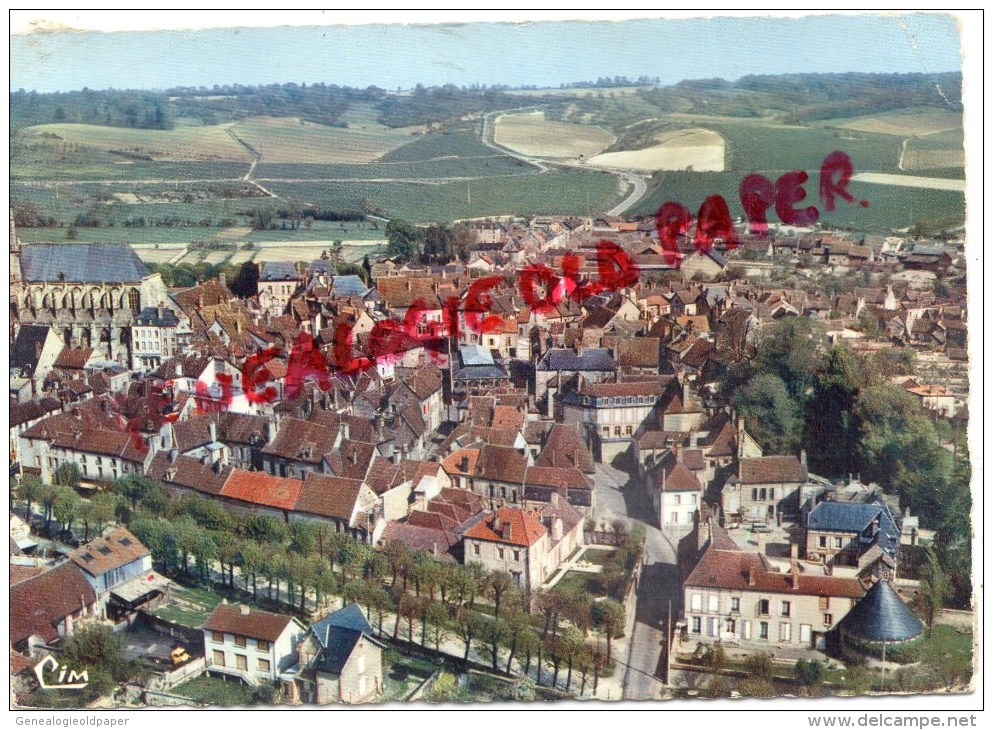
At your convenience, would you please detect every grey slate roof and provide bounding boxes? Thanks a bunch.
[309,602,373,675]
[839,580,923,643]
[307,259,337,278]
[260,261,300,281]
[21,244,149,283]
[11,325,54,371]
[807,501,900,558]
[136,307,180,327]
[536,348,616,372]
[330,275,371,297]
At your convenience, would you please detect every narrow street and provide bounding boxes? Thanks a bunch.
[593,463,681,700]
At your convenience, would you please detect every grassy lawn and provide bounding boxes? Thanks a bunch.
[382,649,441,701]
[151,582,225,628]
[581,548,617,567]
[173,675,255,707]
[921,625,973,672]
[552,570,607,598]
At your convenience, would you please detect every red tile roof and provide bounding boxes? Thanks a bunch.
[203,604,298,643]
[69,528,149,578]
[221,470,302,511]
[685,545,864,598]
[738,456,807,484]
[463,508,546,547]
[295,473,366,521]
[11,562,97,644]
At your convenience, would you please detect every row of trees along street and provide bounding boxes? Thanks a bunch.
[13,471,639,696]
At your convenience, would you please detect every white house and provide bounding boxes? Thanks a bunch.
[203,603,307,685]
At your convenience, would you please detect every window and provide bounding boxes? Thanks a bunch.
[625,425,632,436]
[758,599,770,616]
[671,512,678,524]
[708,595,719,613]
[612,426,620,436]
[691,616,701,634]
[234,635,247,648]
[730,597,740,613]
[752,488,758,501]
[780,601,792,617]
[691,494,697,504]
[759,622,769,640]
[212,650,225,667]
[690,594,702,611]
[823,614,833,626]
[779,623,792,642]
[818,596,830,611]
[212,631,224,643]
[473,543,480,557]
[257,640,270,652]
[707,618,719,637]
[602,427,609,435]
[674,494,681,506]
[800,624,812,644]
[834,537,843,549]
[742,620,751,640]
[819,536,827,548]
[258,658,271,673]
[513,550,520,562]
[498,548,505,560]
[236,654,248,671]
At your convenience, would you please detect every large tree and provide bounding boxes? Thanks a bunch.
[733,373,803,455]
[384,219,421,261]
[755,317,825,400]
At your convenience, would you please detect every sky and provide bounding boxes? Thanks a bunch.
[10,12,964,93]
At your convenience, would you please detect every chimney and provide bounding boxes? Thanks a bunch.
[157,304,164,320]
[492,515,501,533]
[218,271,226,287]
[550,492,560,508]
[756,532,766,554]
[209,422,217,443]
[168,448,178,463]
[341,421,350,442]
[176,361,183,377]
[552,517,563,541]
[460,455,469,472]
[350,450,358,466]
[240,604,250,616]
[747,567,756,586]
[800,450,807,469]
[266,420,277,442]
[689,431,699,449]
[790,543,799,560]
[35,341,43,358]
[198,295,204,309]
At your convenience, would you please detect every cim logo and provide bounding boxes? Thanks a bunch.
[34,655,89,690]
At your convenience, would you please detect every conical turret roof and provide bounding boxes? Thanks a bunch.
[839,580,923,643]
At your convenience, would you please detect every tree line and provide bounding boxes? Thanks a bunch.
[385,219,474,265]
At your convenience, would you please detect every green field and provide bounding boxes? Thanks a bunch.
[266,170,622,221]
[633,170,965,233]
[380,129,507,162]
[254,154,530,180]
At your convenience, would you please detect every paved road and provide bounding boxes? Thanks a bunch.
[593,463,681,700]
